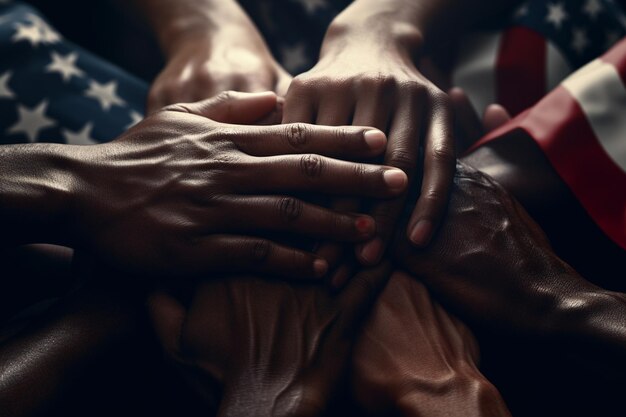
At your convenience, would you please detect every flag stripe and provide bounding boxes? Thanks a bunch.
[496,26,546,115]
[562,59,626,172]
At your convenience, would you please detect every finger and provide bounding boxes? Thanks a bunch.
[189,235,329,280]
[235,123,387,159]
[170,90,279,124]
[315,198,361,289]
[256,97,284,125]
[448,87,483,150]
[339,261,392,328]
[240,154,407,198]
[356,94,422,265]
[407,94,456,247]
[316,93,354,126]
[221,196,376,242]
[282,78,317,123]
[352,82,394,131]
[147,291,186,356]
[482,104,512,132]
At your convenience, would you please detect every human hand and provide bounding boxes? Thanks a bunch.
[147,23,291,114]
[352,272,511,417]
[70,91,407,279]
[283,23,455,267]
[395,162,600,336]
[148,263,391,417]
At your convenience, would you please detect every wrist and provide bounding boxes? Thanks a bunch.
[323,2,424,59]
[157,5,257,59]
[0,144,83,247]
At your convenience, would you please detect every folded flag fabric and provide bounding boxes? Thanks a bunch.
[473,37,626,251]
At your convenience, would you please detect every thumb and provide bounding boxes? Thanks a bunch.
[182,90,279,124]
[482,104,512,132]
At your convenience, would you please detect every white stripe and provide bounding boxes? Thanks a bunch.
[546,42,571,92]
[452,32,500,117]
[562,59,626,172]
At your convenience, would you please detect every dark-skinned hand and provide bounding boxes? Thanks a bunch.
[396,162,602,337]
[352,271,512,417]
[70,91,407,279]
[148,263,391,417]
[282,16,456,272]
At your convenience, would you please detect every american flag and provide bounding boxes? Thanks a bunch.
[453,0,626,117]
[0,1,147,146]
[473,38,626,251]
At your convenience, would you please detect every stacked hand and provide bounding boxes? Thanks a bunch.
[71,91,408,279]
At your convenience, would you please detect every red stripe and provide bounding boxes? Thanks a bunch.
[471,87,626,251]
[496,27,546,116]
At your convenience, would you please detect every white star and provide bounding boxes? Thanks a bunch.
[292,0,327,15]
[583,0,603,19]
[606,30,622,49]
[0,71,15,99]
[63,122,97,145]
[546,3,568,29]
[8,100,56,142]
[125,111,143,130]
[12,22,44,46]
[11,15,60,46]
[46,52,84,82]
[572,28,590,54]
[26,14,60,43]
[280,43,309,73]
[85,80,125,111]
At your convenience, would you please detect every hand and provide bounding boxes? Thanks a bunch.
[395,162,600,336]
[283,23,455,267]
[353,272,511,417]
[147,24,291,114]
[148,263,391,417]
[69,91,407,279]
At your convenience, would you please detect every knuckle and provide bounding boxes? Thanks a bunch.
[213,90,234,104]
[358,72,396,91]
[285,123,309,148]
[388,148,417,173]
[331,126,353,150]
[300,154,325,178]
[430,142,455,166]
[278,197,303,222]
[421,187,446,204]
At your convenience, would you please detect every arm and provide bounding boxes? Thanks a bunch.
[326,0,524,52]
[0,143,78,248]
[130,0,291,112]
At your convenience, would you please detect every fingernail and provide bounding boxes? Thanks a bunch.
[313,259,328,277]
[355,216,375,235]
[364,129,386,150]
[410,220,433,246]
[383,169,408,190]
[359,238,383,265]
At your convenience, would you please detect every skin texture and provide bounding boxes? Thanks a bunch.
[133,0,291,113]
[148,263,392,417]
[0,91,409,279]
[282,0,523,266]
[352,272,511,417]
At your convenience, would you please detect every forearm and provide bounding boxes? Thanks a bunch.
[326,0,523,54]
[131,0,259,57]
[0,144,80,248]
